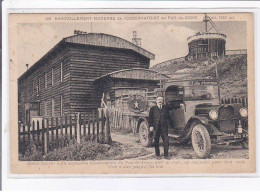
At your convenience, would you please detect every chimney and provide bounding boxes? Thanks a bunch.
[74,30,87,35]
[132,31,141,47]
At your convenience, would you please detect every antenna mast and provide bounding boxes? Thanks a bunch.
[203,13,209,32]
[203,14,219,33]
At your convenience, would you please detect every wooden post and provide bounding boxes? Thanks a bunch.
[45,118,49,154]
[101,109,105,143]
[28,123,31,144]
[79,113,82,138]
[104,108,112,144]
[32,121,35,142]
[37,121,40,143]
[56,117,59,148]
[42,119,45,154]
[92,110,95,140]
[22,125,26,155]
[70,115,73,140]
[60,116,63,147]
[65,115,68,145]
[74,113,77,140]
[97,113,99,143]
[76,113,81,144]
[119,109,123,130]
[51,117,54,150]
[115,109,118,130]
[114,109,117,130]
[88,113,91,138]
[18,122,21,154]
[83,113,86,135]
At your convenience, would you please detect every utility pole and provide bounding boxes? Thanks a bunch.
[203,13,209,32]
[215,62,221,103]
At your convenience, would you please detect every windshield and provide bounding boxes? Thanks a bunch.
[184,85,219,101]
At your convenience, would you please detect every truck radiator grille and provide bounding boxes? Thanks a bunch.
[218,106,236,134]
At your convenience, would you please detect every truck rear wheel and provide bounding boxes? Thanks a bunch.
[241,138,249,149]
[139,120,152,147]
[191,123,211,159]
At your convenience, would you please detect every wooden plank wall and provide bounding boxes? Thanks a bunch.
[188,39,226,56]
[18,46,71,122]
[18,43,152,122]
[98,79,160,105]
[69,44,150,114]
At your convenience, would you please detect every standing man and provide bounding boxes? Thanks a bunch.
[148,95,174,159]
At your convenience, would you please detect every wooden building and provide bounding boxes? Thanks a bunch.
[187,32,226,59]
[95,68,170,106]
[18,33,155,124]
[95,68,170,132]
[187,15,226,60]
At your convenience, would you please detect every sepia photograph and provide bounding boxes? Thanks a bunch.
[8,13,255,174]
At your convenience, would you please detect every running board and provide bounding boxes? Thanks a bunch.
[168,134,181,138]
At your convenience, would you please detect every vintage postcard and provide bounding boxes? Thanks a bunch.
[9,13,255,174]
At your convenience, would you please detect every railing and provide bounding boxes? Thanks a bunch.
[18,109,111,156]
[226,49,247,55]
[187,32,227,43]
[221,96,248,107]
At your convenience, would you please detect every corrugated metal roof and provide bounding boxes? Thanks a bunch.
[65,33,155,60]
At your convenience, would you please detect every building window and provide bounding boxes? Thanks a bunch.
[60,95,63,115]
[51,67,54,86]
[52,98,55,116]
[60,62,63,82]
[45,73,47,89]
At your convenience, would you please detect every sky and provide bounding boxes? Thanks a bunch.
[17,20,247,76]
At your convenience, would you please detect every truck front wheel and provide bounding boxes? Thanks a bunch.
[139,120,152,147]
[191,123,211,159]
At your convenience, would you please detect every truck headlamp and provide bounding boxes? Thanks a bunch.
[239,108,248,118]
[209,110,218,120]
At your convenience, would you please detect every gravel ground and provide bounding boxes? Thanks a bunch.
[110,131,249,160]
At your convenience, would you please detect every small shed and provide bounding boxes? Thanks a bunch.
[94,68,170,107]
[94,68,170,132]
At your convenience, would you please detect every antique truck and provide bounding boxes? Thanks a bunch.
[96,68,248,159]
[139,77,248,158]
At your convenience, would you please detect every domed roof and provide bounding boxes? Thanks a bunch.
[64,33,155,60]
[187,32,226,43]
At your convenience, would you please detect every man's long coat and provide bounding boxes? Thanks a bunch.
[148,105,174,132]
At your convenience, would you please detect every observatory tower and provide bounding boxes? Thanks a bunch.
[187,14,226,60]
